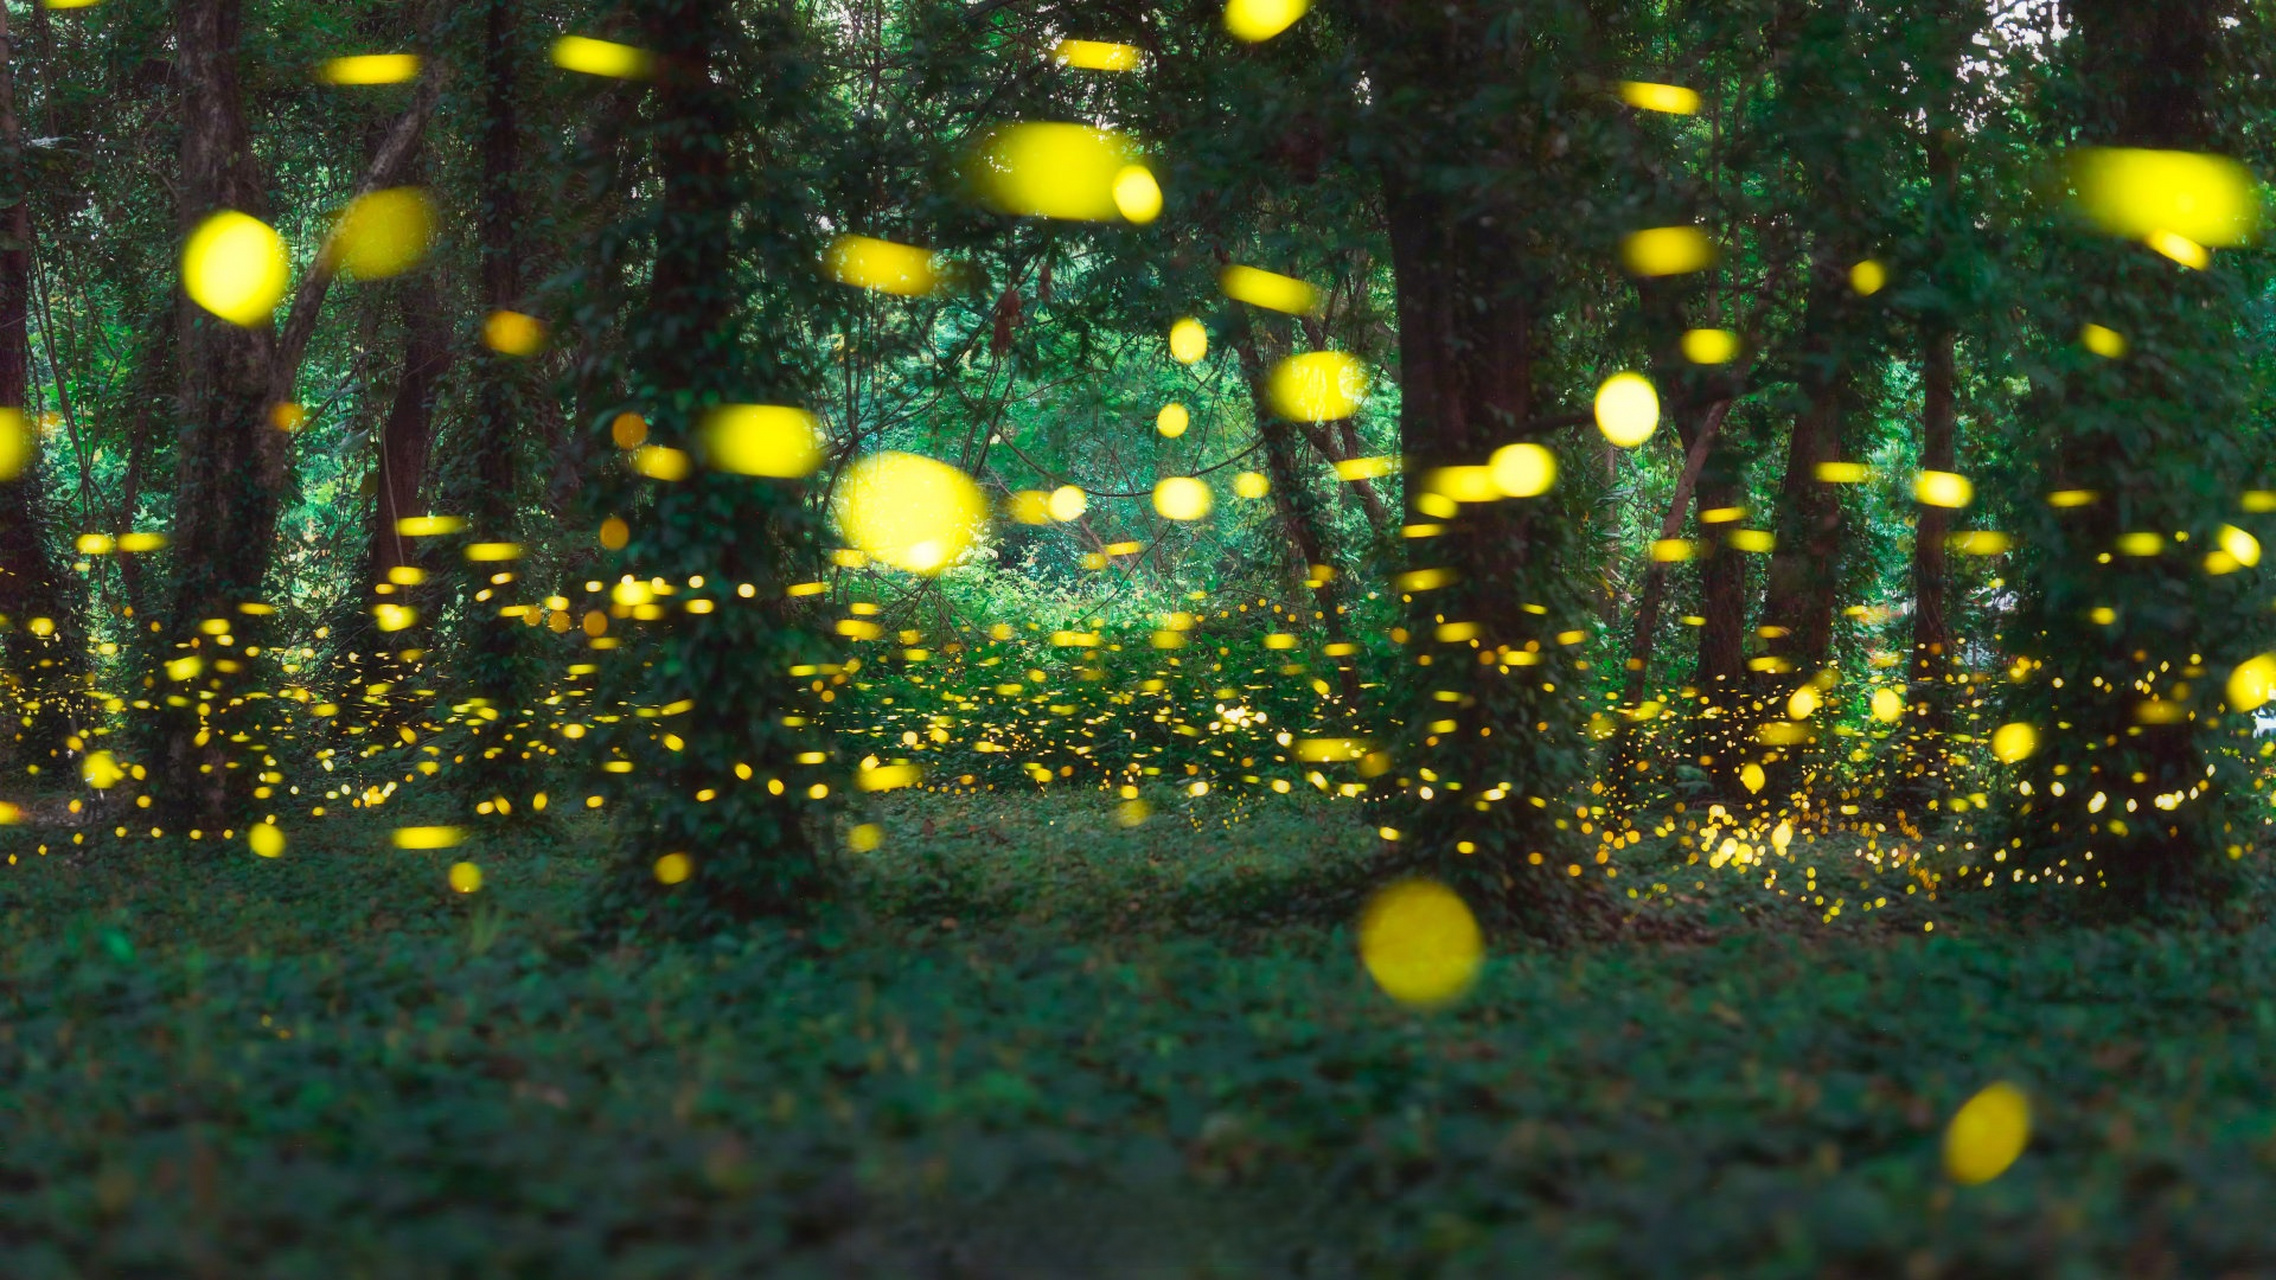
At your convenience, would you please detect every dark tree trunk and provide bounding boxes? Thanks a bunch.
[1346,0,1603,931]
[592,0,824,934]
[156,0,286,828]
[461,0,537,807]
[1908,323,1956,729]
[0,3,84,769]
[1228,314,1359,699]
[1756,253,1854,687]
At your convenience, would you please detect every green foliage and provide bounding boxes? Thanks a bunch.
[7,801,2276,1274]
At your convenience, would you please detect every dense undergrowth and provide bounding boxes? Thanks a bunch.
[5,793,2276,1277]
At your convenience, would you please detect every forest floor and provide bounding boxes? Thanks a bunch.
[4,791,2276,1277]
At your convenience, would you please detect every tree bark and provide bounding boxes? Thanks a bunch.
[0,2,85,770]
[1228,313,1359,699]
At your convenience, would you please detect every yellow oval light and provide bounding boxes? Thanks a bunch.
[1112,165,1163,224]
[1489,442,1556,497]
[1944,1082,2031,1184]
[183,210,290,327]
[703,405,822,478]
[552,34,654,79]
[1225,0,1309,43]
[0,409,30,480]
[448,861,484,894]
[1358,880,1483,1008]
[1617,81,1700,114]
[1849,259,1888,295]
[834,452,989,574]
[654,853,693,884]
[1153,476,1214,521]
[1914,470,1974,509]
[1266,351,1366,421]
[1168,317,1208,364]
[1621,226,1714,276]
[2068,147,2260,248]
[970,122,1141,222]
[1221,264,1321,315]
[2228,653,2276,711]
[395,825,465,850]
[823,235,939,296]
[1871,687,1905,722]
[483,310,546,355]
[1681,328,1739,364]
[82,750,125,790]
[1990,722,2038,763]
[1156,403,1190,438]
[1047,485,1088,522]
[2080,324,2127,358]
[249,824,286,858]
[1594,372,1659,447]
[332,187,435,280]
[320,54,421,85]
[1234,471,1270,499]
[2219,524,2261,567]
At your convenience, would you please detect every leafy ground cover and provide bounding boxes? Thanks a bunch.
[5,795,2276,1277]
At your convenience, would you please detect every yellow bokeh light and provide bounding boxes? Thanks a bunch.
[0,409,30,480]
[703,405,822,478]
[1950,531,2014,556]
[1225,0,1309,43]
[1234,470,1270,499]
[484,310,546,355]
[834,452,989,574]
[1618,81,1700,114]
[183,210,290,327]
[1489,442,1557,498]
[2228,653,2276,711]
[1870,687,1905,722]
[396,514,464,536]
[552,35,654,79]
[395,826,465,850]
[1944,1082,2030,1185]
[2080,324,2127,358]
[320,54,420,86]
[1594,372,1658,448]
[1053,39,1140,70]
[1914,470,1974,509]
[970,123,1145,222]
[1112,166,1163,224]
[632,445,690,481]
[1048,485,1089,522]
[1156,403,1190,438]
[1153,476,1214,521]
[1815,461,1871,484]
[1990,722,2038,764]
[2219,524,2262,567]
[654,853,693,885]
[1007,490,1050,524]
[82,751,125,790]
[1168,317,1208,364]
[1740,763,1766,794]
[2068,147,2259,248]
[448,862,484,894]
[1621,226,1714,277]
[117,531,166,552]
[1221,265,1321,316]
[1849,259,1887,295]
[249,824,286,858]
[1681,328,1739,364]
[1357,880,1482,1009]
[332,187,435,280]
[1266,351,1366,421]
[823,235,939,296]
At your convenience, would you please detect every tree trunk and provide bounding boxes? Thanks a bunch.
[1346,0,1603,932]
[1228,313,1359,699]
[1908,323,1956,731]
[460,0,537,809]
[592,0,824,934]
[0,2,85,771]
[153,0,287,828]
